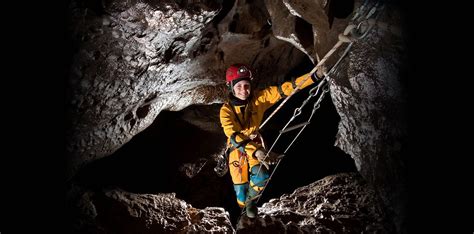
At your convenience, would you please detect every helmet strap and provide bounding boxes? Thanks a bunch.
[226,82,234,95]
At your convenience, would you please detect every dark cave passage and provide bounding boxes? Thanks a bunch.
[71,59,357,226]
[71,105,234,205]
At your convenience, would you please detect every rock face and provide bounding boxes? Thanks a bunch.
[238,173,395,233]
[66,0,310,179]
[66,0,408,233]
[65,0,224,179]
[68,173,392,233]
[329,3,408,233]
[67,187,234,233]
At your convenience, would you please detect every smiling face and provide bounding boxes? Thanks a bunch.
[233,79,251,101]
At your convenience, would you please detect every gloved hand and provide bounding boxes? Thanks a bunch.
[311,65,327,82]
[316,65,327,78]
[253,148,284,170]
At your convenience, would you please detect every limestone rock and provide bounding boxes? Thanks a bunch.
[237,173,395,233]
[68,187,235,233]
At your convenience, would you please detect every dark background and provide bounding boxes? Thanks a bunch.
[7,1,469,233]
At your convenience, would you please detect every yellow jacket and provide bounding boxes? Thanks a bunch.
[219,73,315,158]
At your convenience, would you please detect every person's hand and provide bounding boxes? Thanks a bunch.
[254,148,284,170]
[311,65,327,82]
[316,65,327,79]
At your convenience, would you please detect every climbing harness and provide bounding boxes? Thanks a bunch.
[214,102,266,177]
[237,0,386,221]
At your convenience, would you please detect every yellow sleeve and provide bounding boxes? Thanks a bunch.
[219,104,261,156]
[256,73,314,109]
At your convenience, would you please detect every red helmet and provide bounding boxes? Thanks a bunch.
[226,64,253,85]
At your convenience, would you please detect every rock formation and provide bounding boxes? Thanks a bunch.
[66,0,408,232]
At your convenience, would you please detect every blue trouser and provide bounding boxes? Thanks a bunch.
[233,165,269,207]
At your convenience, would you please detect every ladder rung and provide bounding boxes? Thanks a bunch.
[280,121,310,134]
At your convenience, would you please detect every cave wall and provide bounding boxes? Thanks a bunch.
[66,0,311,179]
[238,173,396,233]
[329,4,407,233]
[66,0,407,232]
[67,186,235,233]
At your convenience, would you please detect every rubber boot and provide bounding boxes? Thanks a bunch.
[245,187,259,218]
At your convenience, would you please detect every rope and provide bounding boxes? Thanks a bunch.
[259,20,359,130]
[236,0,385,222]
[259,0,384,131]
[254,37,356,205]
